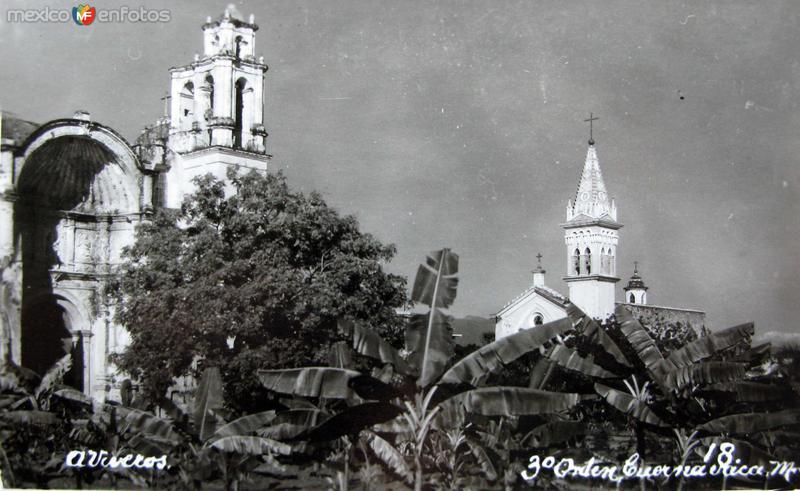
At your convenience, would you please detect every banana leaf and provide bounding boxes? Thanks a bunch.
[566,302,631,368]
[121,408,181,442]
[352,322,414,376]
[259,409,330,440]
[297,402,404,442]
[411,249,458,309]
[668,322,755,368]
[663,361,747,390]
[523,420,586,447]
[547,344,616,379]
[212,410,277,439]
[408,249,458,387]
[439,316,574,386]
[34,351,72,402]
[594,383,667,427]
[711,322,754,351]
[431,396,466,430]
[126,433,176,456]
[0,410,58,425]
[194,367,224,442]
[53,387,92,406]
[697,408,800,434]
[528,355,555,390]
[703,381,787,402]
[615,305,668,375]
[442,387,580,417]
[406,309,454,387]
[366,431,414,485]
[210,435,292,456]
[466,436,498,482]
[732,342,771,364]
[258,367,393,400]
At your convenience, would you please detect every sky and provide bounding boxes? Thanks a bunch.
[1,1,798,334]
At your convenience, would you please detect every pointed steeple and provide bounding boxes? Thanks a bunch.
[566,141,617,222]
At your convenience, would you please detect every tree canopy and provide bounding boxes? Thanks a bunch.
[110,170,407,410]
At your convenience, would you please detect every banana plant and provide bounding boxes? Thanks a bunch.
[258,249,586,491]
[107,367,293,491]
[524,302,800,480]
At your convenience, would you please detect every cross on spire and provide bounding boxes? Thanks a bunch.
[584,112,599,145]
[634,261,639,274]
[532,252,545,274]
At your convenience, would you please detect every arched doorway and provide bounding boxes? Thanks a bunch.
[13,124,141,396]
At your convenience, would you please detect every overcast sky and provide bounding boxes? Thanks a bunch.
[2,0,798,334]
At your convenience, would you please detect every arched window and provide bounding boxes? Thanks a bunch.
[584,247,592,275]
[179,82,194,130]
[534,314,544,326]
[234,78,247,148]
[205,75,215,117]
[235,36,243,58]
[629,293,635,304]
[573,248,581,275]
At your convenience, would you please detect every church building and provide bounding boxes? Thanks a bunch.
[494,130,706,339]
[0,8,269,400]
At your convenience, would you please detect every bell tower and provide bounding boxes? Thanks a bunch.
[562,115,621,320]
[161,6,270,208]
[624,262,648,304]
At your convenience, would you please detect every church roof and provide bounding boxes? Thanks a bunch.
[566,142,617,223]
[494,284,567,317]
[624,263,648,291]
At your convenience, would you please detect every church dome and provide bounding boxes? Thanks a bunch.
[624,264,648,291]
[18,135,136,213]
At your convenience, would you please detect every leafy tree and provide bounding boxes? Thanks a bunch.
[109,170,407,410]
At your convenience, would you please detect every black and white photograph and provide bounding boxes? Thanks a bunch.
[0,1,799,489]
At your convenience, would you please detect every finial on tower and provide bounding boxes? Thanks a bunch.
[532,252,546,287]
[534,253,545,272]
[584,112,599,145]
[633,260,639,275]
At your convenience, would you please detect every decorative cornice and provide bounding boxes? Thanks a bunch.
[181,144,272,161]
[563,274,620,283]
[561,217,623,230]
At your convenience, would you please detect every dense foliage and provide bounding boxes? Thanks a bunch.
[2,246,800,489]
[109,170,407,410]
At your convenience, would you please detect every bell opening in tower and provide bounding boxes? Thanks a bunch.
[234,78,245,148]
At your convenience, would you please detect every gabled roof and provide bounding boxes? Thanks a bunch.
[566,143,617,223]
[494,284,568,317]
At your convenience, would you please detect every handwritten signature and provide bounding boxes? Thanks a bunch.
[65,450,168,470]
[521,442,798,484]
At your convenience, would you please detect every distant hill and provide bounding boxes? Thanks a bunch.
[452,315,494,346]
